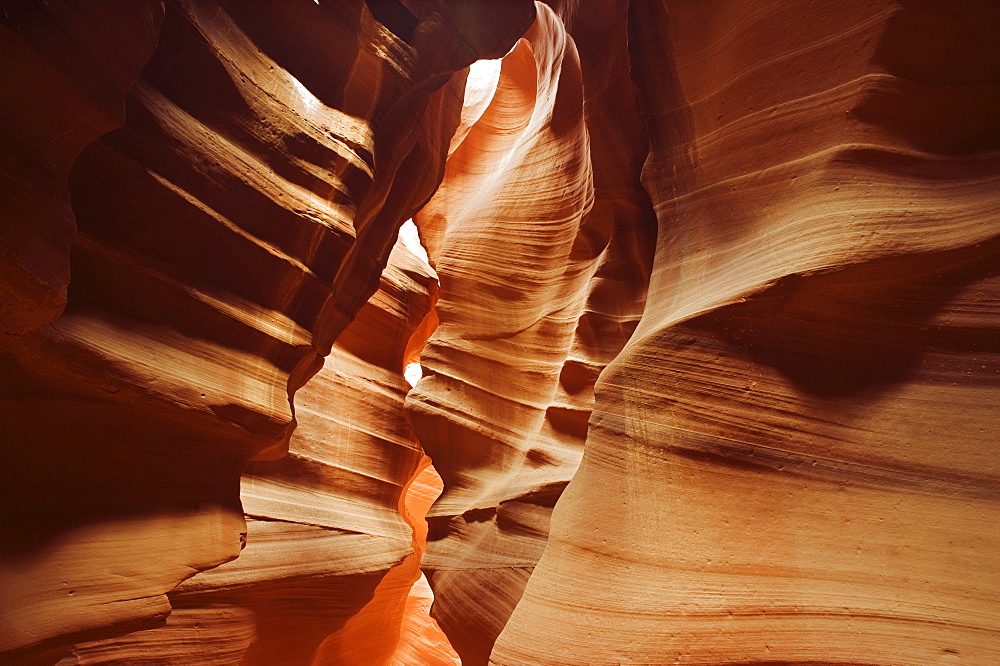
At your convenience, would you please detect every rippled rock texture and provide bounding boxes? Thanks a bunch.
[491,0,1000,664]
[3,0,999,664]
[405,2,655,662]
[58,235,438,666]
[0,0,533,663]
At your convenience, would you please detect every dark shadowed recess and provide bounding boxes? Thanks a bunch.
[698,234,1000,398]
[366,0,418,43]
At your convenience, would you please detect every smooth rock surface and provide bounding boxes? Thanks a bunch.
[59,235,437,666]
[0,1,533,662]
[3,0,998,664]
[406,2,655,662]
[0,0,162,339]
[491,0,1000,663]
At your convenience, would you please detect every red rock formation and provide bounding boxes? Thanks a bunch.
[388,573,461,666]
[4,0,998,663]
[491,0,1000,663]
[0,1,162,338]
[316,457,459,666]
[0,1,532,663]
[59,234,437,666]
[406,2,655,662]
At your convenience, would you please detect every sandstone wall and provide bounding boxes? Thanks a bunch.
[2,0,997,664]
[60,236,437,665]
[492,0,1000,663]
[0,1,533,663]
[405,2,656,662]
[0,1,162,340]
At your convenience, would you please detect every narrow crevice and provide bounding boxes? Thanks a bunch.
[387,217,458,664]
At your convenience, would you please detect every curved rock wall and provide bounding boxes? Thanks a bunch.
[60,236,437,666]
[0,1,163,340]
[3,0,998,664]
[405,2,655,662]
[0,1,532,663]
[315,457,460,666]
[491,0,1000,663]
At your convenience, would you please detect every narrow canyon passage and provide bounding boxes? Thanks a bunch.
[309,218,459,665]
[1,1,999,665]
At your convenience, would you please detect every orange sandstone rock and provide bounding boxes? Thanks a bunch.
[57,231,440,666]
[316,459,458,666]
[3,0,998,664]
[491,1,1000,663]
[0,1,532,662]
[406,2,654,662]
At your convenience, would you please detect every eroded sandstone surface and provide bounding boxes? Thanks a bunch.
[405,3,655,662]
[0,1,163,339]
[2,0,998,664]
[491,1,1000,664]
[1,0,532,663]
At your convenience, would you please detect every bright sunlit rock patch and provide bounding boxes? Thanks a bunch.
[404,362,423,388]
[398,219,429,265]
[460,58,503,133]
[289,76,322,111]
[399,219,429,389]
[465,58,503,107]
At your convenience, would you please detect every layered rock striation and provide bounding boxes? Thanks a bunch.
[492,0,1000,663]
[0,1,163,340]
[2,0,998,664]
[1,1,532,663]
[405,2,655,662]
[59,234,438,665]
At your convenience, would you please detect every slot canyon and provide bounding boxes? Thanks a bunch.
[1,0,998,664]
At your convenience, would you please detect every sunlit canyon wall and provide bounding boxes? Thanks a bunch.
[489,0,1000,664]
[405,3,656,662]
[0,0,532,663]
[2,0,998,665]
